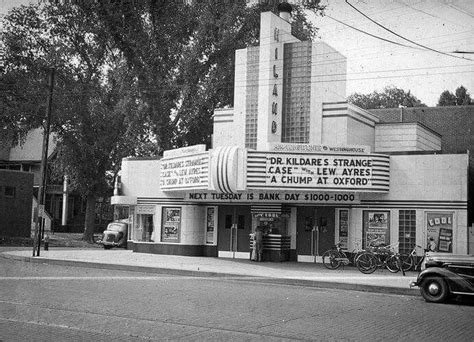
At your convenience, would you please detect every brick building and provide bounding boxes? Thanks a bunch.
[370,105,474,225]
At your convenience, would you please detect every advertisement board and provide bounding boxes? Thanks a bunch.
[363,211,390,248]
[160,153,209,190]
[426,212,453,253]
[338,210,349,249]
[161,207,181,243]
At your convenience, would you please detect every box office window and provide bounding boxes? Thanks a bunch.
[161,207,181,243]
[363,211,390,248]
[399,210,416,255]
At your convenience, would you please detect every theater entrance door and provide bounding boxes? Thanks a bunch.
[217,205,252,259]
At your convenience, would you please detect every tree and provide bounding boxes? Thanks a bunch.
[455,86,472,105]
[1,1,324,241]
[88,0,324,149]
[437,90,457,106]
[1,3,147,242]
[348,86,426,110]
[437,86,472,106]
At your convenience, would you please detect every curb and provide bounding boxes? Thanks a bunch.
[1,252,419,297]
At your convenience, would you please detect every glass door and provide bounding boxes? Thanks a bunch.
[217,205,251,258]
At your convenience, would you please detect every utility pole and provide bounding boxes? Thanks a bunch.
[33,68,55,257]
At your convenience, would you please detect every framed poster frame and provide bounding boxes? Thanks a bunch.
[161,207,181,243]
[363,210,390,248]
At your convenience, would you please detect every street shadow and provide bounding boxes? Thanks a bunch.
[446,295,474,306]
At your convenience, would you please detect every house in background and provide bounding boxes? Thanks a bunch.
[0,128,86,235]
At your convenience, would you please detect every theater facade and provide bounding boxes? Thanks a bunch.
[111,9,470,260]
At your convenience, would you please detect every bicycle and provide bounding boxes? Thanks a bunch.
[355,242,403,274]
[399,244,428,272]
[322,240,365,270]
[322,242,350,270]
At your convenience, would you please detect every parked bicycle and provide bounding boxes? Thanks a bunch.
[322,242,350,270]
[398,244,428,272]
[355,241,404,274]
[322,240,365,270]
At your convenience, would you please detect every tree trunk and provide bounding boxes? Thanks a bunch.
[83,194,96,243]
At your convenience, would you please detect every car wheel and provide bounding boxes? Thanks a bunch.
[420,276,449,303]
[103,245,112,250]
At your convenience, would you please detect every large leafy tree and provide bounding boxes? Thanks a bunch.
[1,0,324,241]
[88,0,325,149]
[437,86,472,106]
[348,86,426,110]
[1,2,147,242]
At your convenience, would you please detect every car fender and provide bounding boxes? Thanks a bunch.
[416,267,473,293]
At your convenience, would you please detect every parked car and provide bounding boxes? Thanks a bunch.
[99,221,128,249]
[410,253,474,303]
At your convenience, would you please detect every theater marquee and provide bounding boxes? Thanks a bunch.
[159,146,390,193]
[247,151,390,192]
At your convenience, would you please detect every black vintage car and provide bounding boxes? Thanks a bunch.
[410,253,474,303]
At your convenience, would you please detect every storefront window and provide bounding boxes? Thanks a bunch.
[135,214,154,242]
[426,212,453,253]
[256,216,288,235]
[399,210,416,254]
[363,211,390,248]
[134,206,155,242]
[161,207,181,243]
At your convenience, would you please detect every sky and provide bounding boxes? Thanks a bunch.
[1,0,473,106]
[310,0,474,106]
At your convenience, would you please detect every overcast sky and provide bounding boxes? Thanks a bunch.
[311,0,474,105]
[2,0,473,106]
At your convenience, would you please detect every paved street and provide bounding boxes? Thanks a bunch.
[1,255,473,341]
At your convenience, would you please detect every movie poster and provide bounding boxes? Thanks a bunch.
[426,212,453,253]
[339,210,349,250]
[364,211,390,248]
[206,207,215,244]
[161,207,181,242]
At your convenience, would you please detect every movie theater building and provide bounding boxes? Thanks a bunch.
[111,8,470,260]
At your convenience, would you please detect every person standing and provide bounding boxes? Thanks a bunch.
[43,234,50,251]
[254,226,265,262]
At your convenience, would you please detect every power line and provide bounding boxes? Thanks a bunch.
[345,0,474,62]
[324,14,425,51]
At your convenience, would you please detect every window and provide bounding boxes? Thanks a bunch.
[136,214,154,242]
[399,210,416,254]
[5,186,15,198]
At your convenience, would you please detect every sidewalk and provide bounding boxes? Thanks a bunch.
[1,248,420,296]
